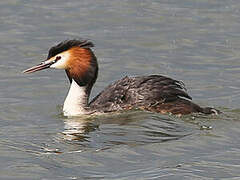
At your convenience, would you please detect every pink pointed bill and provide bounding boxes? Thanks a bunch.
[23,61,54,74]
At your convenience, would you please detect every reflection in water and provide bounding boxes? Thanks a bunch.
[62,117,99,142]
[61,111,193,148]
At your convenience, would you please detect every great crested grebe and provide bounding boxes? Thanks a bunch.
[23,39,218,116]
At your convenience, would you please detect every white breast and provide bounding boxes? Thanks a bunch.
[63,79,88,116]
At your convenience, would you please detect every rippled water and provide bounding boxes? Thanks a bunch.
[1,0,240,179]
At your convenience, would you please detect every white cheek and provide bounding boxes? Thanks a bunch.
[50,52,69,69]
[50,59,66,69]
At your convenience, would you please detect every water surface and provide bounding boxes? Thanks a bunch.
[1,0,240,179]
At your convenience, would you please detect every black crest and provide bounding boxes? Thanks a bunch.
[47,39,94,59]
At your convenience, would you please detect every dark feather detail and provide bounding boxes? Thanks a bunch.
[89,74,219,115]
[89,75,195,113]
[47,39,94,59]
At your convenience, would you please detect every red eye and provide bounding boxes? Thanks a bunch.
[56,56,61,61]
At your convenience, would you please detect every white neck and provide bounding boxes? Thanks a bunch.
[63,79,89,116]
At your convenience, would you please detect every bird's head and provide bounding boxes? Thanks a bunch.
[23,39,98,88]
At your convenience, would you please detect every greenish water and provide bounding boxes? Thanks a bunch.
[1,0,240,179]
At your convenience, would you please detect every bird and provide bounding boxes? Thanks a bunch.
[23,39,219,116]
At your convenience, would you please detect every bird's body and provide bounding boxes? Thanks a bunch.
[89,75,211,115]
[23,39,218,116]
